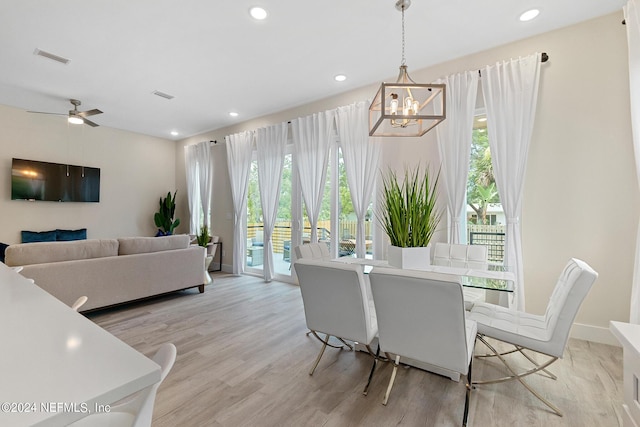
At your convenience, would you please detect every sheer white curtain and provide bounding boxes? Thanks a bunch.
[336,101,380,257]
[291,110,336,243]
[626,0,640,323]
[225,131,255,275]
[195,141,214,228]
[482,53,541,310]
[256,123,288,282]
[184,144,200,235]
[435,71,479,243]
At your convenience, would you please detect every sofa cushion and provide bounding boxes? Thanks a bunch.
[22,230,57,243]
[118,234,190,255]
[56,228,87,241]
[5,239,119,267]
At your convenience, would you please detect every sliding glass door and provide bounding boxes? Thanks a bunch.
[245,138,375,282]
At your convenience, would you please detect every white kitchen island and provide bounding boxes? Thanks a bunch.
[0,262,160,426]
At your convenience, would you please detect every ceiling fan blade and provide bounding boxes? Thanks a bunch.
[83,118,99,127]
[27,110,65,116]
[78,109,102,118]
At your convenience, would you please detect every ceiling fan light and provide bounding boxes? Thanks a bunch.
[68,116,84,125]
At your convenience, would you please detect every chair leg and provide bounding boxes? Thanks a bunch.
[308,330,347,349]
[363,343,380,396]
[309,333,330,376]
[382,355,400,406]
[463,357,473,427]
[476,341,557,380]
[474,335,563,417]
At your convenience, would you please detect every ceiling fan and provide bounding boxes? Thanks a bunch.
[28,99,102,127]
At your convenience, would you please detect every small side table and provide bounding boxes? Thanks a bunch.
[208,241,222,272]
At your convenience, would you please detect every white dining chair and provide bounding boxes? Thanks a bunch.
[368,267,476,427]
[432,242,489,310]
[294,258,379,393]
[468,258,597,417]
[70,343,177,427]
[71,296,88,312]
[293,242,331,261]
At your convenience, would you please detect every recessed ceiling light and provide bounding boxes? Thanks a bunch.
[229,112,239,117]
[171,131,179,136]
[334,74,347,82]
[249,7,268,20]
[519,9,540,22]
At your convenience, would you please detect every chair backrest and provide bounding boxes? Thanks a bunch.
[294,259,377,345]
[294,242,330,261]
[71,295,88,312]
[543,258,598,356]
[368,268,474,375]
[432,242,488,270]
[133,343,177,427]
[252,230,264,246]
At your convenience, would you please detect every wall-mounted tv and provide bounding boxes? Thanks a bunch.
[11,158,100,202]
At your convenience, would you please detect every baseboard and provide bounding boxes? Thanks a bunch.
[571,322,619,346]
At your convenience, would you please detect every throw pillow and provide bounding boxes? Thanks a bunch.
[0,242,8,263]
[56,228,87,241]
[21,230,57,243]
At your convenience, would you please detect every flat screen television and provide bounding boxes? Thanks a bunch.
[11,158,100,202]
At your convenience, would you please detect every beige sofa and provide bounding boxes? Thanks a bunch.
[4,235,205,311]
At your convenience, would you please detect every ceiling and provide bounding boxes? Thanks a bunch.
[0,0,626,140]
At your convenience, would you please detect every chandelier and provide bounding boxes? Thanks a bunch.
[369,0,446,137]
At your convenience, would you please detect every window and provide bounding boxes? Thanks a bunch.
[467,113,505,263]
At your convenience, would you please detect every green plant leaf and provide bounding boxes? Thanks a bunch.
[376,164,441,248]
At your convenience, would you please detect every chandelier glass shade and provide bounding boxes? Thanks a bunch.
[369,0,446,137]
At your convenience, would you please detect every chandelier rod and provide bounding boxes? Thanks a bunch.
[400,3,406,66]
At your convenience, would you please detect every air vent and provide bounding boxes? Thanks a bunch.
[33,48,70,65]
[152,90,174,100]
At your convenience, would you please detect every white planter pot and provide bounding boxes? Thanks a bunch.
[387,245,431,270]
[204,255,214,284]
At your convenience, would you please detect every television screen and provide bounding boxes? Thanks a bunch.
[11,158,100,202]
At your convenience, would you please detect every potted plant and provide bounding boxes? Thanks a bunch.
[196,224,212,247]
[378,165,441,269]
[154,191,180,236]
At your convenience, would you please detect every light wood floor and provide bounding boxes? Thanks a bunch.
[88,273,624,427]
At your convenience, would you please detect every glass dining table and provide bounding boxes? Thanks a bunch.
[331,257,515,293]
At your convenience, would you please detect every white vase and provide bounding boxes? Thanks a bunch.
[387,245,431,270]
[204,255,214,284]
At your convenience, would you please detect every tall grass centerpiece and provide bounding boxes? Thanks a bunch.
[378,165,441,269]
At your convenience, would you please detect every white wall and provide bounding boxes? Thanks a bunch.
[175,11,638,343]
[0,104,177,244]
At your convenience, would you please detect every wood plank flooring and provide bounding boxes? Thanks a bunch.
[88,273,624,427]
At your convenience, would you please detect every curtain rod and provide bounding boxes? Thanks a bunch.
[478,52,549,77]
